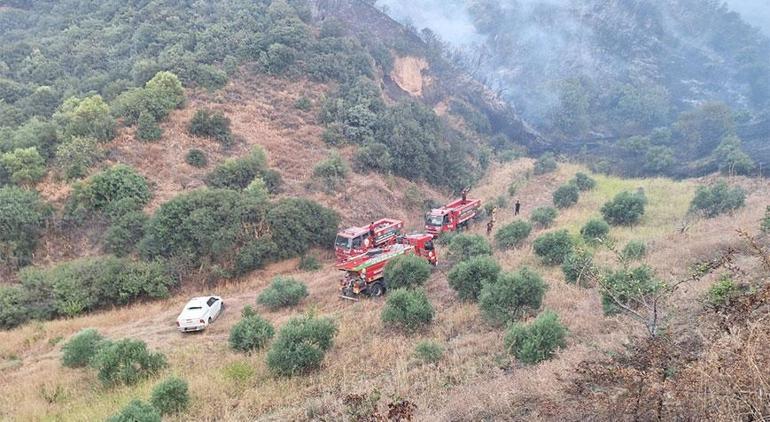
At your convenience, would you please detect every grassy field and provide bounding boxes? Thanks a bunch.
[1,159,766,421]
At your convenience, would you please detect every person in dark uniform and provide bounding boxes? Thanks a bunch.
[461,187,469,203]
[514,200,521,216]
[486,220,494,236]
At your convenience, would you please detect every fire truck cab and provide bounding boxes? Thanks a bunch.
[425,197,482,237]
[334,218,404,262]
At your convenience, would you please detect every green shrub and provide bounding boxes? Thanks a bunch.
[374,100,475,190]
[0,186,51,268]
[103,197,145,221]
[530,207,557,228]
[447,234,493,262]
[143,71,185,118]
[762,206,770,233]
[204,147,267,190]
[478,268,547,325]
[621,240,647,261]
[115,72,185,125]
[572,172,596,191]
[2,117,59,160]
[54,95,116,142]
[322,125,345,146]
[185,149,207,168]
[104,211,147,256]
[108,399,161,422]
[580,218,610,244]
[298,254,321,271]
[266,198,340,258]
[54,136,103,180]
[601,191,647,225]
[552,184,579,209]
[244,178,270,202]
[229,306,275,353]
[91,338,167,387]
[261,43,297,74]
[495,221,532,250]
[689,181,746,218]
[706,276,739,307]
[139,189,265,270]
[20,256,175,318]
[715,135,755,176]
[266,315,337,376]
[413,340,444,364]
[188,109,233,145]
[0,286,30,329]
[381,288,434,332]
[533,230,574,265]
[1,147,46,185]
[533,153,558,175]
[261,169,283,194]
[257,277,309,310]
[150,377,189,416]
[191,64,228,90]
[561,249,595,286]
[61,328,107,368]
[136,111,162,141]
[234,239,278,276]
[447,256,501,301]
[312,152,349,192]
[601,265,661,315]
[72,164,152,213]
[353,143,392,173]
[383,254,432,290]
[504,311,567,365]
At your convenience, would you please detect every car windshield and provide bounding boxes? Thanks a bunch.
[335,235,352,249]
[426,215,444,226]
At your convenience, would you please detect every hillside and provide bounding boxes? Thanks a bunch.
[377,0,770,177]
[1,1,769,421]
[1,159,768,420]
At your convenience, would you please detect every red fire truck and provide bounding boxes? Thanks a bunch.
[425,195,482,237]
[334,218,404,262]
[337,234,437,298]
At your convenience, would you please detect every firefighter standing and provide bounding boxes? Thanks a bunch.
[368,222,376,245]
[514,200,521,216]
[487,206,497,236]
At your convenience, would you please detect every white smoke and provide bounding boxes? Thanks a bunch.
[376,0,482,45]
[724,0,770,35]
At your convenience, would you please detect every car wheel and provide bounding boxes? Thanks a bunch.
[208,317,212,325]
[369,282,385,297]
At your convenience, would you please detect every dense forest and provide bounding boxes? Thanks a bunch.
[379,0,770,177]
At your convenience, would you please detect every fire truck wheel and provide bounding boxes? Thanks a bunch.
[369,282,385,297]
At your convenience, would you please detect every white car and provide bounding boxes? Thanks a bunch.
[176,296,224,332]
